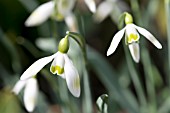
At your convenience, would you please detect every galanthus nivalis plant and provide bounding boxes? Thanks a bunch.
[12,77,38,112]
[19,35,80,97]
[25,0,96,30]
[107,12,162,63]
[25,0,76,27]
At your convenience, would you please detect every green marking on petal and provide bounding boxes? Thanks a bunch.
[51,66,64,74]
[74,77,80,89]
[56,66,64,75]
[51,66,56,74]
[128,33,139,43]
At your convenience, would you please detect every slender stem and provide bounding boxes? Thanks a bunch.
[130,0,142,25]
[123,43,147,108]
[141,48,156,112]
[130,0,157,112]
[81,36,93,113]
[165,0,170,88]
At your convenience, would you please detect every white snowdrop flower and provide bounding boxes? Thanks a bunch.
[20,36,80,97]
[84,0,96,13]
[25,1,55,27]
[58,0,76,17]
[25,0,76,28]
[50,51,80,97]
[107,13,162,63]
[93,1,113,22]
[12,77,38,112]
[93,0,128,23]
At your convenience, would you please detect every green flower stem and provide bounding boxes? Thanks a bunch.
[66,31,92,113]
[165,0,170,88]
[66,31,87,64]
[141,48,156,113]
[123,43,147,108]
[130,0,142,25]
[130,0,157,112]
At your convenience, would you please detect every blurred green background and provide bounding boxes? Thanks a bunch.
[0,0,169,113]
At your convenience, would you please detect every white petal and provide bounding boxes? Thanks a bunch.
[65,13,78,32]
[133,24,162,49]
[107,28,125,56]
[25,1,54,27]
[93,1,113,22]
[12,80,27,95]
[128,43,140,63]
[64,54,80,97]
[24,78,38,112]
[58,0,75,16]
[84,0,96,13]
[20,54,56,80]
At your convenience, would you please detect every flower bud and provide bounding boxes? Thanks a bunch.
[58,35,69,53]
[125,13,133,25]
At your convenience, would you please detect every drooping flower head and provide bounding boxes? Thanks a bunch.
[50,36,80,97]
[25,0,78,32]
[107,12,162,63]
[25,0,96,31]
[12,77,38,112]
[19,35,80,97]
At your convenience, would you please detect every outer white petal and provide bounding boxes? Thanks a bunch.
[128,43,140,63]
[65,13,78,32]
[63,54,80,97]
[58,0,75,16]
[133,24,162,49]
[25,1,55,27]
[93,1,113,22]
[20,54,56,80]
[24,78,38,112]
[12,80,27,95]
[107,28,125,56]
[84,0,96,13]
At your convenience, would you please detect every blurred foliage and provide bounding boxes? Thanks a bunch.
[0,0,169,113]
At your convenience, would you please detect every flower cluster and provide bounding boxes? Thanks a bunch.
[13,35,80,112]
[107,13,162,63]
[25,0,96,31]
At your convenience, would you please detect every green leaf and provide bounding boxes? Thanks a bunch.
[88,47,139,113]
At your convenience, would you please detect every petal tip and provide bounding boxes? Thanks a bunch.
[134,58,140,63]
[106,51,111,56]
[157,44,162,49]
[24,20,32,27]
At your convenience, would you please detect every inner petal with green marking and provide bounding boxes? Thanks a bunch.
[127,33,139,43]
[51,65,64,75]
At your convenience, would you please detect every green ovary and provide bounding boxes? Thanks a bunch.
[51,66,64,75]
[128,34,139,43]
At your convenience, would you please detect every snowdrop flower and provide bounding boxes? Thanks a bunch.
[25,1,55,27]
[20,36,80,97]
[107,13,162,63]
[12,77,38,112]
[93,0,128,23]
[25,0,78,31]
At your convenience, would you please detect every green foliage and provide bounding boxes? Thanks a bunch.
[0,0,169,113]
